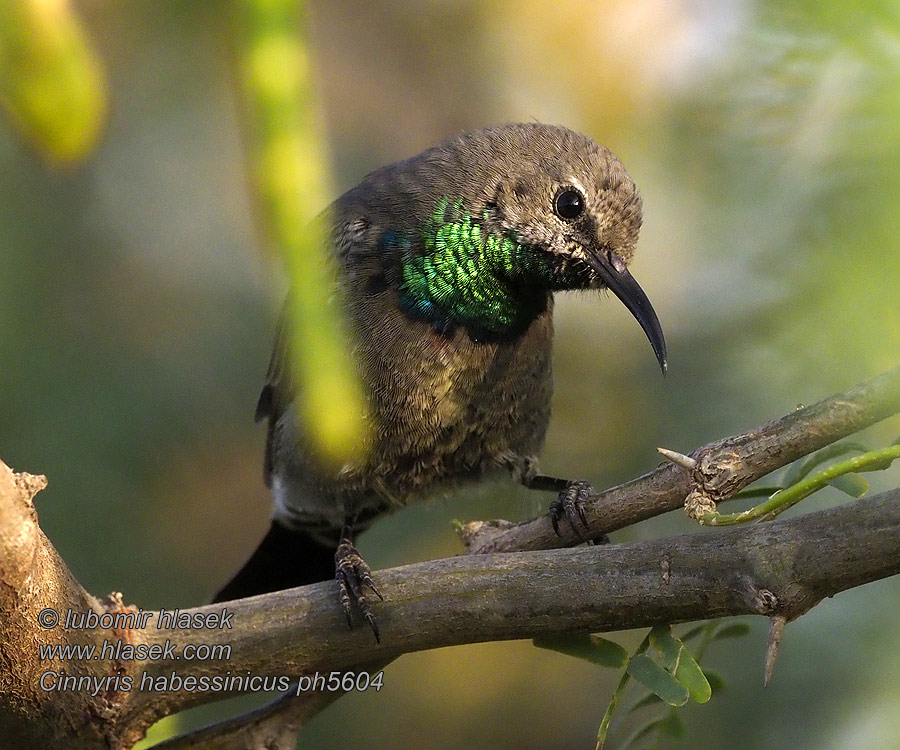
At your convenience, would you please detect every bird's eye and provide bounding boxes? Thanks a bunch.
[554,187,585,220]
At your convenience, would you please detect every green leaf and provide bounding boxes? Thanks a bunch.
[626,718,663,747]
[533,633,628,668]
[649,626,712,703]
[678,623,711,642]
[0,0,108,164]
[627,655,689,706]
[703,669,727,695]
[628,691,664,714]
[622,710,686,749]
[782,442,869,486]
[649,625,681,662]
[656,709,687,739]
[826,473,869,497]
[712,622,751,640]
[235,0,373,470]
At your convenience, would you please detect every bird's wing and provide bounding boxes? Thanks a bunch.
[256,305,294,487]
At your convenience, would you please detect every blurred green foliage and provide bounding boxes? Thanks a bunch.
[1,1,899,749]
[233,0,369,468]
[0,0,106,163]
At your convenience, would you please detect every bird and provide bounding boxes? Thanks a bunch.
[213,123,667,641]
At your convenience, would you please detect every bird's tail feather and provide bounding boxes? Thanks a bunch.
[212,521,336,603]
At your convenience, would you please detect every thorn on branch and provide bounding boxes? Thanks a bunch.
[657,447,698,470]
[658,449,722,523]
[753,588,779,615]
[765,615,787,687]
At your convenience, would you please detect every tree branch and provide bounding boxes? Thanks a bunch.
[461,365,900,553]
[2,367,900,748]
[0,463,132,749]
[129,490,900,684]
[147,490,900,750]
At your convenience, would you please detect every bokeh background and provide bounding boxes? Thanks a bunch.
[2,1,900,748]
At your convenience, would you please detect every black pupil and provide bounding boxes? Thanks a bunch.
[555,189,584,220]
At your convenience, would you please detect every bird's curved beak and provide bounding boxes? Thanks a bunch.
[584,247,668,375]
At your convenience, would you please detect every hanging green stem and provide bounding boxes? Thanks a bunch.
[596,632,652,750]
[0,0,107,164]
[232,0,370,468]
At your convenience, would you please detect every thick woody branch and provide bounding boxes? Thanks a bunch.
[51,490,900,746]
[148,489,900,750]
[461,365,900,553]
[0,463,122,749]
[135,488,900,694]
[8,478,900,747]
[2,366,900,749]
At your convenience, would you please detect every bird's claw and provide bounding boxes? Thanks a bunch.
[549,480,593,541]
[335,536,384,643]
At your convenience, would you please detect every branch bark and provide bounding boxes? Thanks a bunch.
[128,491,900,688]
[0,463,127,749]
[155,491,900,750]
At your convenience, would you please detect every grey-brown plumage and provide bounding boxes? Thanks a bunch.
[214,123,667,640]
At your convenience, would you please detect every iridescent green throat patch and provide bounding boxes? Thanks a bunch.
[389,198,551,337]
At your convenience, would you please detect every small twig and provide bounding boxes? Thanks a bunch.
[463,366,900,554]
[697,444,900,526]
[149,658,391,750]
[148,690,325,750]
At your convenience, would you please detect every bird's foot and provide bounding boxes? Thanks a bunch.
[549,480,593,541]
[335,531,383,643]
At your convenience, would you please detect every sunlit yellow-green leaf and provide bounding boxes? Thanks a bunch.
[132,713,182,750]
[0,0,107,164]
